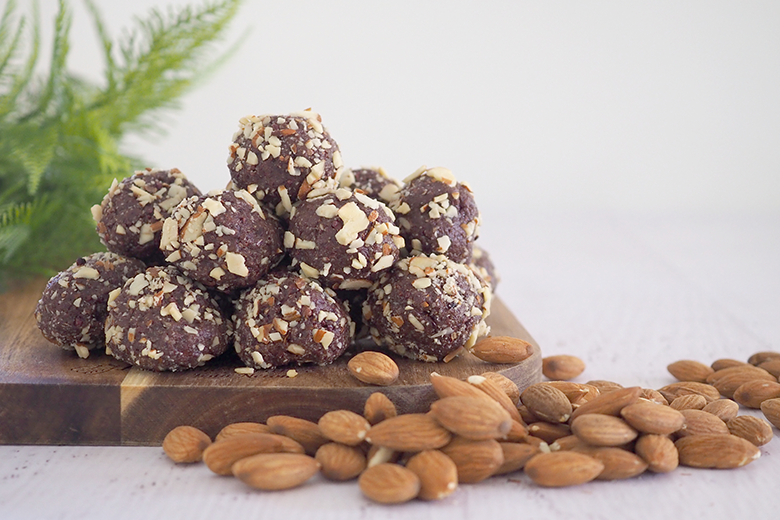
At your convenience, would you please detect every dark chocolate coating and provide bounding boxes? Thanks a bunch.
[232,271,353,369]
[94,168,201,261]
[35,252,146,356]
[391,167,480,263]
[339,167,401,204]
[470,245,500,291]
[227,111,342,216]
[160,189,283,293]
[105,266,231,371]
[362,254,491,362]
[286,188,403,290]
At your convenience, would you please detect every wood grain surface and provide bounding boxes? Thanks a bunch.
[0,280,541,446]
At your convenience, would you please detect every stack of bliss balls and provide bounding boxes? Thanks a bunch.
[35,110,499,373]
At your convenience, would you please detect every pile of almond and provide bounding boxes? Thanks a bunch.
[162,340,780,502]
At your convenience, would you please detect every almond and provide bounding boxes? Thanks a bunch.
[757,358,780,378]
[430,395,512,440]
[481,371,521,404]
[503,419,530,442]
[162,425,212,463]
[542,355,586,381]
[549,435,586,452]
[544,381,600,405]
[667,359,714,383]
[675,434,760,468]
[527,422,571,444]
[266,415,330,455]
[363,392,397,425]
[760,397,780,428]
[494,442,539,475]
[711,358,749,371]
[732,380,780,409]
[215,422,271,442]
[470,335,534,363]
[727,415,774,446]
[639,388,668,406]
[232,452,320,490]
[366,445,400,467]
[202,433,304,475]
[440,437,504,483]
[620,401,685,435]
[315,442,366,481]
[657,381,719,403]
[467,374,523,423]
[405,450,458,500]
[358,463,421,504]
[634,434,678,473]
[430,372,490,400]
[365,413,452,451]
[524,451,604,487]
[701,399,739,422]
[585,380,624,394]
[706,365,775,398]
[347,351,399,386]
[521,383,573,423]
[570,386,642,421]
[747,350,780,366]
[676,409,729,437]
[570,414,638,446]
[669,394,707,410]
[317,410,371,446]
[570,446,648,480]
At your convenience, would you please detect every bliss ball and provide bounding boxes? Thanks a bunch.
[339,167,401,204]
[227,110,343,217]
[232,271,354,369]
[391,166,480,263]
[469,245,500,291]
[35,252,146,358]
[105,266,231,372]
[92,168,201,262]
[159,189,284,293]
[362,254,491,362]
[285,187,403,290]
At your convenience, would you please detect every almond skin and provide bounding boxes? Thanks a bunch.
[405,450,458,500]
[760,397,780,428]
[318,410,371,446]
[470,336,534,364]
[430,395,512,440]
[495,442,540,475]
[363,392,397,425]
[570,446,648,480]
[711,358,749,371]
[542,355,586,381]
[215,422,271,442]
[570,414,638,446]
[266,415,330,455]
[202,433,304,475]
[727,415,774,446]
[634,434,679,473]
[232,453,320,490]
[440,437,504,483]
[521,383,573,423]
[676,409,730,437]
[570,386,642,421]
[524,451,604,487]
[162,425,212,463]
[315,442,366,481]
[365,413,452,451]
[669,394,707,411]
[667,360,714,383]
[586,380,624,394]
[347,351,399,386]
[701,399,740,422]
[757,359,780,378]
[358,463,421,504]
[430,373,491,400]
[620,401,685,435]
[481,371,521,404]
[732,380,780,409]
[675,434,760,469]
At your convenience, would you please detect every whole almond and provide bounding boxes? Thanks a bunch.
[524,451,604,487]
[669,394,707,411]
[701,399,740,422]
[620,401,685,435]
[571,446,648,480]
[363,392,397,425]
[430,372,491,400]
[266,415,330,455]
[202,433,304,475]
[215,422,271,442]
[521,383,573,423]
[528,422,571,444]
[471,336,534,363]
[727,415,774,446]
[517,404,539,425]
[495,442,540,475]
[162,425,212,463]
[732,380,780,409]
[405,450,458,500]
[760,397,780,428]
[467,375,523,423]
[675,434,760,468]
[639,388,668,406]
[757,358,780,378]
[570,414,638,446]
[542,355,586,381]
[549,435,587,452]
[232,452,320,490]
[347,351,399,386]
[358,463,421,504]
[585,380,624,394]
[706,365,775,398]
[440,437,504,483]
[430,395,512,440]
[657,382,720,403]
[676,409,729,437]
[634,434,678,473]
[544,381,601,405]
[318,410,371,446]
[315,442,366,481]
[481,371,521,404]
[503,419,530,442]
[365,413,452,451]
[711,358,748,371]
[570,386,642,421]
[748,350,780,366]
[667,360,714,383]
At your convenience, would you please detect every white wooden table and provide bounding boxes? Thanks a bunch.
[2,209,779,519]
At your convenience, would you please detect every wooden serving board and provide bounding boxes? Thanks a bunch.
[0,280,541,446]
